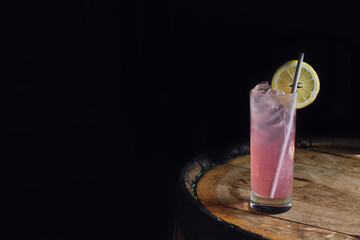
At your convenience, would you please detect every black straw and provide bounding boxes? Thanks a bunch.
[291,52,304,93]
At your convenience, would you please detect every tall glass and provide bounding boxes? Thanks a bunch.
[250,83,297,214]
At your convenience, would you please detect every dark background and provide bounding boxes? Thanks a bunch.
[1,0,359,239]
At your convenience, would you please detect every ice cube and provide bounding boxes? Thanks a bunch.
[266,88,277,96]
[252,82,287,97]
[267,104,285,126]
[267,116,282,125]
[253,95,268,113]
[276,89,286,96]
[252,81,271,93]
[270,104,284,114]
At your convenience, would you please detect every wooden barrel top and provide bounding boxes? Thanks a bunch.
[184,138,360,240]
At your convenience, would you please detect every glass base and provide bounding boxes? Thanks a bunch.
[250,191,292,214]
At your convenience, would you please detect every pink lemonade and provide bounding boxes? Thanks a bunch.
[250,82,296,211]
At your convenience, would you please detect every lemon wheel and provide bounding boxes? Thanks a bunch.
[272,60,320,109]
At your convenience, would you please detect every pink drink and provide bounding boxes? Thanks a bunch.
[250,82,296,214]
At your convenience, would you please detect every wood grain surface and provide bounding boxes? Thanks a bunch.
[196,140,360,239]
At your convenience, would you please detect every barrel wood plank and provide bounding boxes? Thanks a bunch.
[195,139,360,239]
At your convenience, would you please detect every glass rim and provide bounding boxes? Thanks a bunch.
[250,89,297,97]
